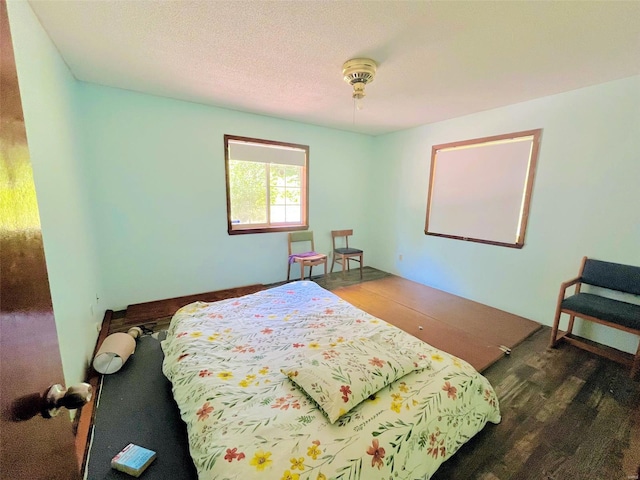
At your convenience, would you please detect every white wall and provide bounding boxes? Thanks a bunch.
[77,84,375,310]
[371,76,640,353]
[7,1,102,386]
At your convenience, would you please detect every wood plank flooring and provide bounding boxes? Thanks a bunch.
[333,275,540,372]
[354,276,539,348]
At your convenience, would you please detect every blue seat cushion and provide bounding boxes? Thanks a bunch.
[334,248,362,255]
[561,293,640,330]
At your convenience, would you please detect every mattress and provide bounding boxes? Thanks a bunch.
[162,280,500,479]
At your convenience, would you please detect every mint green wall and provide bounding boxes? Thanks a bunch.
[371,76,640,353]
[77,84,375,310]
[9,0,639,386]
[7,1,102,386]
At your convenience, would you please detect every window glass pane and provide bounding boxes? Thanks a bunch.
[285,206,301,223]
[284,166,301,187]
[272,166,301,209]
[270,205,286,223]
[229,160,267,224]
[270,166,287,187]
[270,186,286,205]
[286,187,301,205]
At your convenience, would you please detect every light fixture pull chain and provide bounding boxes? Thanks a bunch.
[353,97,356,125]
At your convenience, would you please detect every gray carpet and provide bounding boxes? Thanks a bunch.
[85,333,197,479]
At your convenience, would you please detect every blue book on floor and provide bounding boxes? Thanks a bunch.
[111,443,157,477]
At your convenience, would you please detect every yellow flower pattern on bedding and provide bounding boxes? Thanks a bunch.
[162,281,501,480]
[250,450,272,471]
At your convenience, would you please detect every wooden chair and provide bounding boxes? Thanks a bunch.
[549,256,640,379]
[287,231,327,281]
[330,229,363,279]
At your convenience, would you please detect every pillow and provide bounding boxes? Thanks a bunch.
[282,338,420,423]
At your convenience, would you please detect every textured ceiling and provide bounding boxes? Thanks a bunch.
[28,1,640,136]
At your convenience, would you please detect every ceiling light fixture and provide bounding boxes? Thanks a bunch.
[342,58,377,110]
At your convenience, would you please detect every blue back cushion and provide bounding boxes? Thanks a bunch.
[582,259,640,295]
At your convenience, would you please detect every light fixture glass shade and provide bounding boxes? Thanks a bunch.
[352,82,366,99]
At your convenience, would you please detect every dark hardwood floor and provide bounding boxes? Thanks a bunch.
[432,326,640,480]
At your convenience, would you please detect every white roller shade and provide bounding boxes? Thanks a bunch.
[229,140,306,166]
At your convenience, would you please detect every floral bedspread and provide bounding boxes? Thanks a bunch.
[162,281,501,480]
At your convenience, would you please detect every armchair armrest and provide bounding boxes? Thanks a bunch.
[550,276,583,348]
[560,276,581,291]
[556,276,582,306]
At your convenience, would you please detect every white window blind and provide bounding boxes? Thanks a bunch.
[228,141,306,166]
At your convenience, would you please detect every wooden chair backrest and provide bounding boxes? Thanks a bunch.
[331,229,353,251]
[288,231,315,255]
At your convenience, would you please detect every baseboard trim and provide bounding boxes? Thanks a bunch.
[75,308,113,475]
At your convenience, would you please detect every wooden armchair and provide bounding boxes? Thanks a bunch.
[549,256,640,379]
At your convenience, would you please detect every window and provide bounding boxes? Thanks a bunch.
[425,129,542,248]
[224,135,309,234]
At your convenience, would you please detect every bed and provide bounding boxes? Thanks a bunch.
[162,280,500,480]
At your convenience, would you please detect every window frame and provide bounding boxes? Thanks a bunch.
[424,129,542,248]
[224,134,309,235]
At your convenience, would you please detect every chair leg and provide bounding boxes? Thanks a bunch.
[567,315,576,335]
[287,262,291,282]
[631,340,640,379]
[330,255,335,273]
[323,259,327,277]
[341,255,346,278]
[359,253,363,279]
[300,262,305,280]
[549,309,563,348]
[309,265,313,280]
